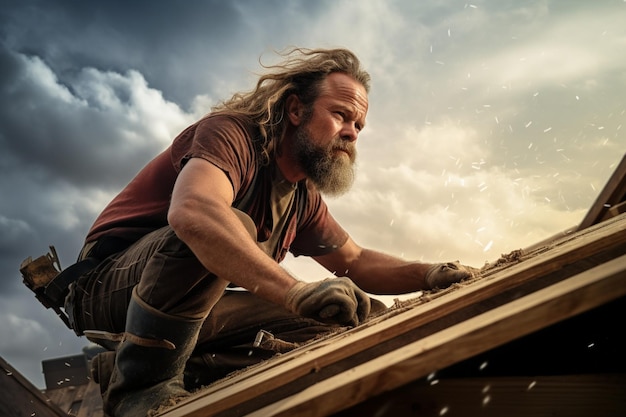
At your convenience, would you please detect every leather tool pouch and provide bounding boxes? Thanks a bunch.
[20,246,63,309]
[20,245,98,329]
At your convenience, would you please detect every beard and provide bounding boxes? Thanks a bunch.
[292,123,357,196]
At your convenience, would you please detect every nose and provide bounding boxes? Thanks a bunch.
[340,122,359,142]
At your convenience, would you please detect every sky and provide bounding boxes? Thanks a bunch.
[1,0,624,389]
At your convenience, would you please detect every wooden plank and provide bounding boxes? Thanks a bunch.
[0,356,66,417]
[578,153,626,231]
[606,200,626,219]
[247,254,626,416]
[158,215,626,417]
[36,365,103,417]
[75,381,104,417]
[334,374,626,417]
[45,384,87,413]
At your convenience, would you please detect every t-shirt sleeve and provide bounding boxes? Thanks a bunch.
[289,183,349,257]
[170,114,256,198]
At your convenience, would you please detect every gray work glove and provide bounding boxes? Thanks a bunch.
[285,277,371,327]
[425,261,478,289]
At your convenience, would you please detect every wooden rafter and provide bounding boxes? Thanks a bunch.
[578,153,626,231]
[0,356,67,417]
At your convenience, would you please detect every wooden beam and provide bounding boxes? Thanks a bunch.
[158,215,626,417]
[44,384,88,414]
[0,356,67,417]
[334,374,626,417]
[578,153,626,231]
[247,254,626,417]
[75,381,104,417]
[605,200,626,220]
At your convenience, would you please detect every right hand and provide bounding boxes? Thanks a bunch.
[284,277,371,327]
[424,261,478,289]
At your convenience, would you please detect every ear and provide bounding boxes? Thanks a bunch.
[286,94,304,126]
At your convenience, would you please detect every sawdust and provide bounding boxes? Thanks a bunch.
[390,282,465,310]
[148,393,192,416]
[489,248,524,268]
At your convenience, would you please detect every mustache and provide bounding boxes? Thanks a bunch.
[331,140,356,158]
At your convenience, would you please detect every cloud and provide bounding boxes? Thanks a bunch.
[324,117,587,266]
[0,314,52,357]
[0,291,87,388]
[0,45,195,189]
[0,215,34,259]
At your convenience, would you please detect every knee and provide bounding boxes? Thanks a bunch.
[155,226,198,258]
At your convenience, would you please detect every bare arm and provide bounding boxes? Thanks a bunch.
[167,158,298,305]
[313,236,432,294]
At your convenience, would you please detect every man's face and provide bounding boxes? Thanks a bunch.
[292,73,368,196]
[292,121,356,196]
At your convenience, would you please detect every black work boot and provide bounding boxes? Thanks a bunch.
[103,288,203,417]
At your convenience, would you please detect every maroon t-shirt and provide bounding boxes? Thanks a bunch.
[86,114,348,262]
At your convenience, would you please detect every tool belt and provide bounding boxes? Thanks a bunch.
[20,246,99,329]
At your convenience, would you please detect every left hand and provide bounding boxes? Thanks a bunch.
[424,261,478,289]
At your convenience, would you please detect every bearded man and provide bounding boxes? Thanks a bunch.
[63,47,477,416]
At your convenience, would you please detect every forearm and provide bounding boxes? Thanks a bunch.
[343,249,431,295]
[169,197,298,305]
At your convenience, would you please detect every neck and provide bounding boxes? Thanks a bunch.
[276,132,306,183]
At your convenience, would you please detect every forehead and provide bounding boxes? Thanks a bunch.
[317,72,369,115]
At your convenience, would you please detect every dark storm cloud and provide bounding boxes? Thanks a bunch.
[1,0,332,106]
[1,0,239,103]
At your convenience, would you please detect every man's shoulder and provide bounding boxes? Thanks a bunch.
[197,112,256,133]
[181,112,261,155]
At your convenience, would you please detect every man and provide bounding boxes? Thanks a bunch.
[65,47,476,416]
